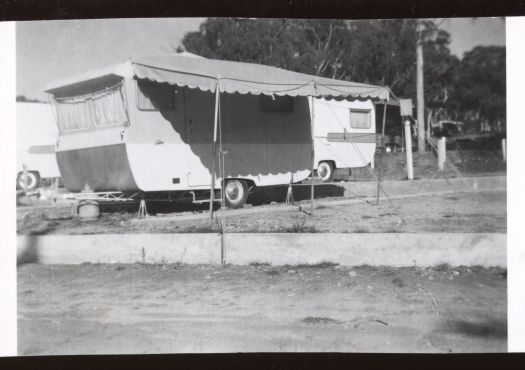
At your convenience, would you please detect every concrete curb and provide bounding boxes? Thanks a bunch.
[17,234,221,265]
[18,232,506,267]
[224,233,506,267]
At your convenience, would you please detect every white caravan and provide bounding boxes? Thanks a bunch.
[16,102,61,190]
[313,98,376,181]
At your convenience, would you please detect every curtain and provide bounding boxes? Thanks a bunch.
[53,84,127,132]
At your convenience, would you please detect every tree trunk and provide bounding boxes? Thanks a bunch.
[416,21,426,153]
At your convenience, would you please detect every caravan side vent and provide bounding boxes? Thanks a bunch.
[172,178,180,184]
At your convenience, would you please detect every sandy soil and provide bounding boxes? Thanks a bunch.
[17,190,506,234]
[18,263,506,354]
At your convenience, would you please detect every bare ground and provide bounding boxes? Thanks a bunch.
[18,263,507,354]
[17,190,507,234]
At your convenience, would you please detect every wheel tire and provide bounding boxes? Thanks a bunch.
[17,171,40,191]
[224,179,248,209]
[317,161,334,182]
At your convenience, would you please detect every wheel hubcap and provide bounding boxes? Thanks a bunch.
[318,166,328,178]
[20,174,35,189]
[226,181,241,201]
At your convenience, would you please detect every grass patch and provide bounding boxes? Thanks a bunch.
[383,227,403,233]
[249,262,271,267]
[391,277,404,288]
[280,221,318,233]
[301,316,339,325]
[434,263,451,272]
[291,261,339,269]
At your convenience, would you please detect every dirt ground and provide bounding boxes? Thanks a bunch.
[17,190,507,234]
[18,263,506,354]
[16,150,507,355]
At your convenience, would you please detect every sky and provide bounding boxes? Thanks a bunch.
[16,17,505,101]
[440,17,505,57]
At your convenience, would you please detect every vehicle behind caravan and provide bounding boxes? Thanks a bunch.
[312,98,376,181]
[16,102,61,190]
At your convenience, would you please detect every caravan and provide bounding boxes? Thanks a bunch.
[16,101,61,190]
[312,98,376,181]
[45,54,388,208]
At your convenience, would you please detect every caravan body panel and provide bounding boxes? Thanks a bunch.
[16,102,61,179]
[313,98,376,169]
[54,78,312,192]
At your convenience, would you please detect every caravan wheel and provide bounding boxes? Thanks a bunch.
[17,171,40,191]
[317,161,334,182]
[224,179,248,209]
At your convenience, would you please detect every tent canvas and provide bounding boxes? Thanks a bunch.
[46,55,390,101]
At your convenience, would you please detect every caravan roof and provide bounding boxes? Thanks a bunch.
[45,54,390,101]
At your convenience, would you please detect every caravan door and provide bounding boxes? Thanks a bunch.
[184,88,216,187]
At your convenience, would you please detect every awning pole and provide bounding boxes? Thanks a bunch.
[310,95,315,215]
[382,100,387,138]
[376,101,387,205]
[210,81,220,222]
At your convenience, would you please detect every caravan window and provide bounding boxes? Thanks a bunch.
[137,80,176,111]
[259,95,294,113]
[53,85,127,132]
[349,109,371,129]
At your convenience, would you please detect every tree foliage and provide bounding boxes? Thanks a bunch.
[449,46,506,132]
[181,18,505,133]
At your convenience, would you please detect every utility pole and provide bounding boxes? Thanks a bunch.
[416,20,426,153]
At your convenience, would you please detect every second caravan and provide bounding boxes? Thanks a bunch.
[312,98,376,181]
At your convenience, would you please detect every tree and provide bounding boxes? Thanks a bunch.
[182,19,453,101]
[16,95,44,103]
[182,18,353,78]
[181,18,493,134]
[449,46,506,134]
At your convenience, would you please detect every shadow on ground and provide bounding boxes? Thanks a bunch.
[442,318,507,339]
[97,184,347,214]
[248,184,346,205]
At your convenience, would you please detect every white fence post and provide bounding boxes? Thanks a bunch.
[404,120,414,180]
[502,138,506,161]
[438,137,446,171]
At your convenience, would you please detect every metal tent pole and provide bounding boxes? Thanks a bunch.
[209,80,220,221]
[310,95,315,215]
[382,100,387,138]
[376,101,387,204]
